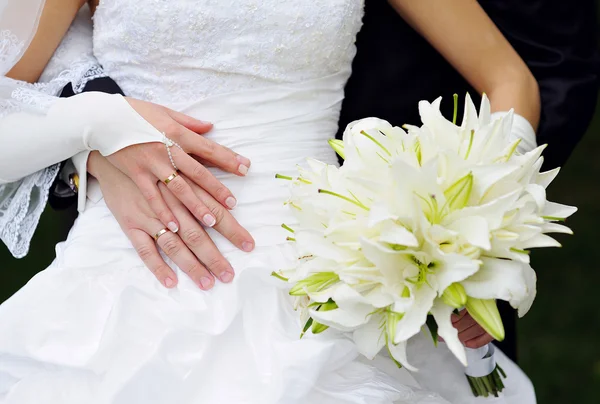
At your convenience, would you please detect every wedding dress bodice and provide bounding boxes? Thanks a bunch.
[93,0,364,106]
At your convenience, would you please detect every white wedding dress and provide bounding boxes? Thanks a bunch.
[0,1,536,403]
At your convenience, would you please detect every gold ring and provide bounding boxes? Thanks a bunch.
[163,172,178,184]
[153,228,169,241]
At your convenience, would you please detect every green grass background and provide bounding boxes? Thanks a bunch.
[2,43,600,404]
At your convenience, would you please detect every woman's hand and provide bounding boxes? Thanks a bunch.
[452,310,494,349]
[106,97,251,233]
[90,151,254,289]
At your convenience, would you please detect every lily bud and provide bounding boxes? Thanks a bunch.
[328,139,345,160]
[465,298,505,341]
[289,272,340,296]
[441,283,467,309]
[444,172,473,211]
[311,299,338,334]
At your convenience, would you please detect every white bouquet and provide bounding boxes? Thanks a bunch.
[274,94,576,397]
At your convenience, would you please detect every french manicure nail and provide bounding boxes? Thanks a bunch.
[225,196,237,209]
[236,154,251,167]
[167,221,179,233]
[242,241,254,252]
[200,277,213,289]
[238,164,249,176]
[220,271,234,283]
[203,214,216,227]
[164,277,175,288]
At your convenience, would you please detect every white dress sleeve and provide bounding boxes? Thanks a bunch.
[0,7,163,258]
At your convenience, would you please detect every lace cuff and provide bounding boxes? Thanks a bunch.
[0,7,104,258]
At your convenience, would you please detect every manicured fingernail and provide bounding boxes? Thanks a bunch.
[238,164,249,176]
[236,154,251,167]
[203,214,216,227]
[242,241,254,252]
[167,221,179,233]
[220,271,234,283]
[225,196,237,209]
[200,277,213,289]
[199,120,212,125]
[164,277,175,288]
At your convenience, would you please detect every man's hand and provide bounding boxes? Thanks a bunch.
[452,310,495,349]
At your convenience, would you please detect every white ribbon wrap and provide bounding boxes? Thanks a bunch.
[464,344,497,378]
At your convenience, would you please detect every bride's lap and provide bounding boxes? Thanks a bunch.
[0,199,535,404]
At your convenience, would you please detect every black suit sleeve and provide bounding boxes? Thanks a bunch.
[481,0,600,169]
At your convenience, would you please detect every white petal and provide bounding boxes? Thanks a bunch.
[517,233,561,249]
[353,313,386,360]
[461,257,527,303]
[433,253,481,294]
[379,222,420,247]
[516,263,537,317]
[387,339,418,371]
[360,237,412,288]
[431,299,467,366]
[478,94,492,127]
[446,216,491,250]
[542,201,578,220]
[393,285,437,343]
[461,93,479,131]
[540,222,573,235]
[295,230,358,262]
[470,163,519,203]
[536,167,560,189]
[525,184,546,211]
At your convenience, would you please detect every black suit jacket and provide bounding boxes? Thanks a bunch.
[337,0,600,361]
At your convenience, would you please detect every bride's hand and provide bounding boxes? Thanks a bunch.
[106,97,251,233]
[452,310,494,349]
[90,151,254,289]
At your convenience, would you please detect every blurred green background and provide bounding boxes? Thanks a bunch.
[2,32,600,404]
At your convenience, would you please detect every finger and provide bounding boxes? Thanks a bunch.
[192,155,216,168]
[178,126,251,176]
[458,323,488,343]
[137,176,180,232]
[465,333,495,349]
[160,189,236,283]
[451,309,467,324]
[147,221,215,290]
[179,175,255,252]
[176,153,238,210]
[453,312,477,332]
[161,181,234,283]
[165,108,214,134]
[150,152,216,227]
[128,228,178,288]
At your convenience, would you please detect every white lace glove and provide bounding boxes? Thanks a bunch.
[491,111,538,154]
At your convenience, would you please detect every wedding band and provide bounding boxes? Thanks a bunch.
[163,172,178,184]
[153,228,169,241]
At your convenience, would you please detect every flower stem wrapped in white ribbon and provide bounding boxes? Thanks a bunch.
[274,94,576,397]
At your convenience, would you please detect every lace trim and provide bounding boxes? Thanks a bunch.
[72,65,108,94]
[0,62,106,258]
[0,29,24,73]
[0,164,60,258]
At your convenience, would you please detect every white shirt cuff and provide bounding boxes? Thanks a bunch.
[490,111,537,154]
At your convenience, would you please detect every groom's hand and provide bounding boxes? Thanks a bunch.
[452,310,494,349]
